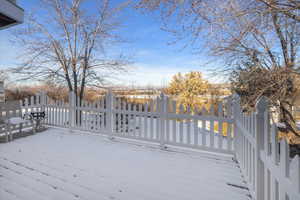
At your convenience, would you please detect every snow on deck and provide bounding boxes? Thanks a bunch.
[0,128,251,200]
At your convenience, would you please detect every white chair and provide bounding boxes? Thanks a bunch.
[0,101,30,142]
[4,117,29,142]
[0,120,8,142]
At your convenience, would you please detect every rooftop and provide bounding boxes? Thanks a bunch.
[0,0,24,29]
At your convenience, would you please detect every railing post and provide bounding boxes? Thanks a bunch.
[38,92,46,130]
[40,91,47,112]
[255,97,268,200]
[232,94,240,153]
[225,96,233,150]
[106,89,114,139]
[68,91,76,130]
[159,93,167,149]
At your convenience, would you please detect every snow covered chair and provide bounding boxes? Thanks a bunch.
[0,101,30,142]
[0,119,9,142]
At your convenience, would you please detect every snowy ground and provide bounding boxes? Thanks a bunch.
[0,128,251,200]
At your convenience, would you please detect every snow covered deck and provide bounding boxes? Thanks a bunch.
[0,128,251,200]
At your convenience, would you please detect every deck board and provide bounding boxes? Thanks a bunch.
[0,128,251,200]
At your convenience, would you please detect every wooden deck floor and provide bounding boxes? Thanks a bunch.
[0,128,251,200]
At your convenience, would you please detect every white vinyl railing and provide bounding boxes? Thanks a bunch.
[29,91,234,154]
[234,96,300,200]
[20,91,300,200]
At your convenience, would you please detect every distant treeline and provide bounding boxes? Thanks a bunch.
[4,84,162,103]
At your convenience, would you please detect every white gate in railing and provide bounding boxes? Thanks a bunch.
[110,92,234,154]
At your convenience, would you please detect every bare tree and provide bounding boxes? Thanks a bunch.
[137,0,300,71]
[231,63,300,138]
[257,0,300,22]
[12,0,130,103]
[137,0,300,135]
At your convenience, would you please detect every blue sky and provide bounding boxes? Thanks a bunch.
[0,0,220,87]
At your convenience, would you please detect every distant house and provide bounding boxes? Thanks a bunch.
[0,0,24,30]
[0,81,4,102]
